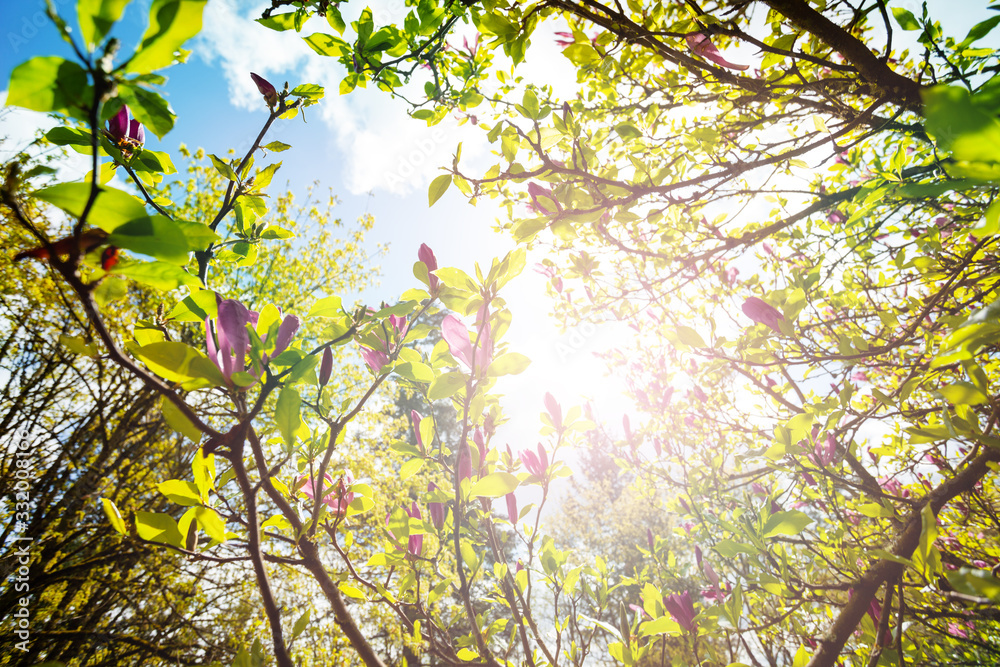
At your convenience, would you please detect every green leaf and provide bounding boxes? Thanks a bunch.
[308,295,343,318]
[915,504,941,577]
[192,448,215,498]
[858,503,895,518]
[194,506,226,542]
[127,0,208,74]
[976,200,1000,236]
[521,88,540,119]
[135,511,183,547]
[168,290,218,321]
[59,334,98,357]
[263,141,292,152]
[614,123,641,140]
[434,267,477,291]
[923,86,1000,164]
[78,0,130,48]
[948,567,1000,602]
[869,549,913,567]
[428,371,466,400]
[102,498,126,534]
[676,326,706,348]
[939,381,989,405]
[158,479,202,505]
[275,386,301,447]
[174,219,219,251]
[400,458,425,481]
[45,126,94,151]
[292,610,311,638]
[304,33,351,57]
[161,396,202,442]
[6,57,87,116]
[110,216,192,263]
[638,616,682,637]
[562,43,601,65]
[132,341,226,388]
[762,510,813,537]
[256,13,298,31]
[117,85,177,139]
[251,162,282,191]
[209,154,238,181]
[469,472,519,498]
[32,182,146,231]
[714,540,758,557]
[428,174,452,206]
[290,83,325,100]
[487,352,531,377]
[93,276,128,305]
[395,361,434,383]
[117,260,202,290]
[961,16,1000,47]
[134,148,178,176]
[326,5,346,33]
[891,7,920,30]
[259,226,295,240]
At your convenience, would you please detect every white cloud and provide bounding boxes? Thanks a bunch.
[195,0,489,197]
[0,91,90,181]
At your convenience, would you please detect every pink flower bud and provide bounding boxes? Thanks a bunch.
[250,72,278,108]
[319,347,333,387]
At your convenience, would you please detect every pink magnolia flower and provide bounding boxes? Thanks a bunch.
[268,314,300,360]
[742,297,784,333]
[359,346,389,373]
[418,244,439,293]
[506,492,518,523]
[880,477,907,497]
[205,299,254,380]
[472,428,487,475]
[405,503,423,556]
[520,443,549,478]
[427,482,446,530]
[441,313,492,375]
[298,470,355,515]
[664,591,697,631]
[411,410,425,454]
[686,33,748,71]
[629,603,651,619]
[947,622,969,639]
[544,392,562,429]
[107,104,145,148]
[527,182,561,215]
[809,433,838,467]
[358,310,407,374]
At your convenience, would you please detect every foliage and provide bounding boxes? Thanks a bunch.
[265,0,1000,664]
[6,0,1000,666]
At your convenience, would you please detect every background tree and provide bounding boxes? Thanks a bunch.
[0,139,383,665]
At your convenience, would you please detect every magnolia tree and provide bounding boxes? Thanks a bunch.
[264,0,1000,665]
[6,1,1000,667]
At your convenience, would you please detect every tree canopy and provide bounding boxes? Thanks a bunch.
[3,0,1000,666]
